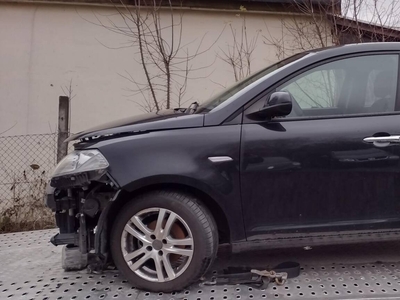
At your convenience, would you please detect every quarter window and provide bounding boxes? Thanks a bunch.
[276,54,399,118]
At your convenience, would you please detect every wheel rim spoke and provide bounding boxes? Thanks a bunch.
[124,224,149,244]
[153,255,165,282]
[167,237,193,246]
[131,215,153,237]
[161,212,177,239]
[124,247,145,262]
[129,252,152,271]
[162,255,176,280]
[164,247,193,257]
[154,208,166,238]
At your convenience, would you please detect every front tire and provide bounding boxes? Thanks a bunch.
[110,190,218,292]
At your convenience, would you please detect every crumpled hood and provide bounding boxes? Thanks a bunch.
[65,110,205,142]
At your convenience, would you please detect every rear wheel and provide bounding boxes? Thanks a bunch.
[110,190,218,292]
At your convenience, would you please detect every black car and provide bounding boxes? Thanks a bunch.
[46,42,400,292]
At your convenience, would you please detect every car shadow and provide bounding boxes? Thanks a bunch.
[213,241,400,271]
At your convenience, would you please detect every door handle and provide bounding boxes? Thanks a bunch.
[363,135,400,147]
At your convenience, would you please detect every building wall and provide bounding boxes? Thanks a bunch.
[0,3,320,135]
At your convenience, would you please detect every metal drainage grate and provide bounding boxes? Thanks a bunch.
[1,229,400,299]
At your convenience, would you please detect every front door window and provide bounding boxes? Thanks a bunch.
[277,54,398,117]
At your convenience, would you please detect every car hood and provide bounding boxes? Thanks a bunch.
[65,110,205,142]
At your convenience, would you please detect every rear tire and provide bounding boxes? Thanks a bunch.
[110,190,218,292]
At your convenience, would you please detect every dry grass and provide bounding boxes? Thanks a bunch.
[0,168,55,233]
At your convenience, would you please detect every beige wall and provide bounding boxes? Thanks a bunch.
[0,3,316,135]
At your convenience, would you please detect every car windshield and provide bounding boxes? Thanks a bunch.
[196,52,310,113]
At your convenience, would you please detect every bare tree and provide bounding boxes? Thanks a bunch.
[264,0,336,60]
[88,0,221,112]
[218,6,260,82]
[264,0,400,60]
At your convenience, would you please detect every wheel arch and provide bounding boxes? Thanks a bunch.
[106,177,231,245]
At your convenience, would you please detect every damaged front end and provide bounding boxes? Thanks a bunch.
[45,149,119,270]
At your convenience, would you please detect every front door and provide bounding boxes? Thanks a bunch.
[240,53,400,240]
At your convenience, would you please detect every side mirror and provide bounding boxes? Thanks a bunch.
[247,91,293,120]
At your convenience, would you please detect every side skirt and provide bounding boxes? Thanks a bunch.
[231,228,400,253]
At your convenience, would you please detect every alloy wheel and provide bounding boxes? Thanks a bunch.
[120,207,194,282]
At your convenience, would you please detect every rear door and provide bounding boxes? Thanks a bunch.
[240,53,400,240]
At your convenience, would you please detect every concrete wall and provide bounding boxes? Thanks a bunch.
[0,3,318,135]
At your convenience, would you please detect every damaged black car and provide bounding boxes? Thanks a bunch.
[46,43,400,292]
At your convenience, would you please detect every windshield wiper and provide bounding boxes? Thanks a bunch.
[173,107,187,113]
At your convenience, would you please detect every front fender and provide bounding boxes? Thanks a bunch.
[89,125,245,242]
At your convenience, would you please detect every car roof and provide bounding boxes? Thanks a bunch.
[308,42,400,58]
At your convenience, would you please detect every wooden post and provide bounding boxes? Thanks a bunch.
[57,96,70,162]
